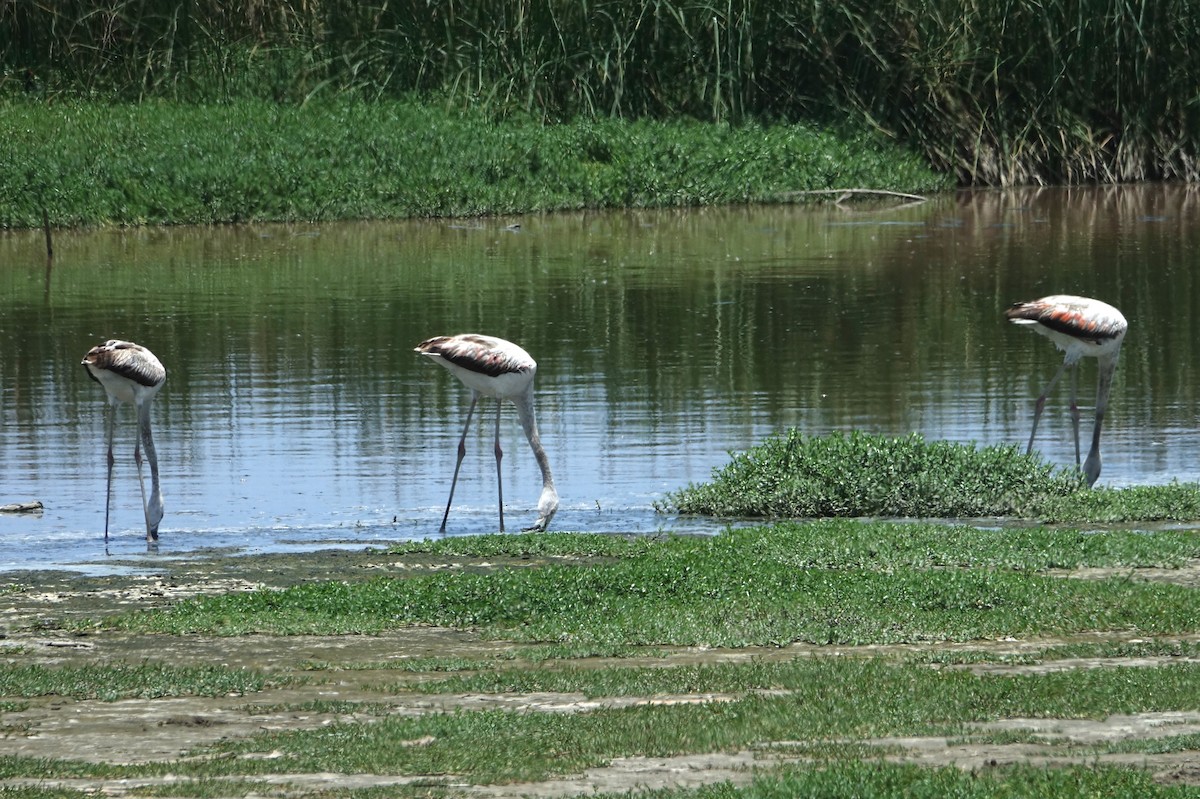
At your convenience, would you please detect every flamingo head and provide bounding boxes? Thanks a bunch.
[146,489,164,541]
[523,485,559,532]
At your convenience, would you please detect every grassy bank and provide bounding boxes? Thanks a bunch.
[97,523,1200,646]
[0,99,947,228]
[3,0,1197,185]
[1,528,1198,795]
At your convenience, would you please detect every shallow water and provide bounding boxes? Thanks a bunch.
[2,185,1199,570]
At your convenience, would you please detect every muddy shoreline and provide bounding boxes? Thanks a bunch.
[2,547,1199,796]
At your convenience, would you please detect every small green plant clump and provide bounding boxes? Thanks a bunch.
[661,430,1084,519]
[662,430,1200,523]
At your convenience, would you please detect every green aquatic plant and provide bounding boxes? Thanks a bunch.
[662,429,1200,522]
[1039,483,1200,524]
[660,430,1087,519]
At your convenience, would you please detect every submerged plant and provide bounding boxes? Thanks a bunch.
[662,429,1083,519]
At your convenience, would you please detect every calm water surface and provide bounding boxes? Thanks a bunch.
[2,186,1199,571]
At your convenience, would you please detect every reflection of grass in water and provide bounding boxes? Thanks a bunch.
[99,521,1200,646]
[660,430,1200,522]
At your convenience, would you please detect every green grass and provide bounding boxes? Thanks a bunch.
[123,782,287,799]
[192,664,1200,780]
[5,660,1200,784]
[4,0,1196,185]
[392,524,1200,570]
[407,648,1200,699]
[915,638,1200,667]
[94,522,1200,646]
[0,762,1191,798]
[0,99,946,229]
[0,788,99,799]
[678,763,1200,799]
[0,663,282,700]
[660,430,1200,522]
[6,522,1200,795]
[3,763,1193,798]
[254,636,1200,679]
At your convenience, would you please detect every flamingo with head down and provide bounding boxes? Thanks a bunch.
[415,333,558,532]
[1005,295,1127,487]
[82,339,166,541]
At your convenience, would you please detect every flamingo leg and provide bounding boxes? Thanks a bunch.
[1084,409,1106,488]
[103,402,117,543]
[1026,357,1071,455]
[494,399,505,532]
[440,392,479,533]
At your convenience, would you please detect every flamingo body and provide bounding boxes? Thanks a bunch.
[82,340,166,541]
[1005,295,1127,487]
[415,334,558,532]
[419,334,537,398]
[1005,295,1126,360]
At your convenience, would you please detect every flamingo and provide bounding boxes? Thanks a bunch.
[1005,295,1127,487]
[81,340,166,541]
[415,334,558,532]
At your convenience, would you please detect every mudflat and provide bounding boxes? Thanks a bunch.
[2,547,1199,796]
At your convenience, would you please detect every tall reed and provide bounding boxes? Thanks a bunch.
[3,0,1196,185]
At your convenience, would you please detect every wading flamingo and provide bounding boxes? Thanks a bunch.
[82,340,166,541]
[1005,295,1127,487]
[415,334,558,533]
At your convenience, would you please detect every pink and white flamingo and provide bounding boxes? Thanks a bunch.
[82,340,167,541]
[415,334,558,532]
[1005,295,1127,487]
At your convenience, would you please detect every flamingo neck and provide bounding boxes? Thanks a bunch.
[138,401,163,538]
[1084,352,1121,487]
[514,392,559,531]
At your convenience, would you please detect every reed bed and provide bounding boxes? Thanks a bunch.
[3,0,1196,186]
